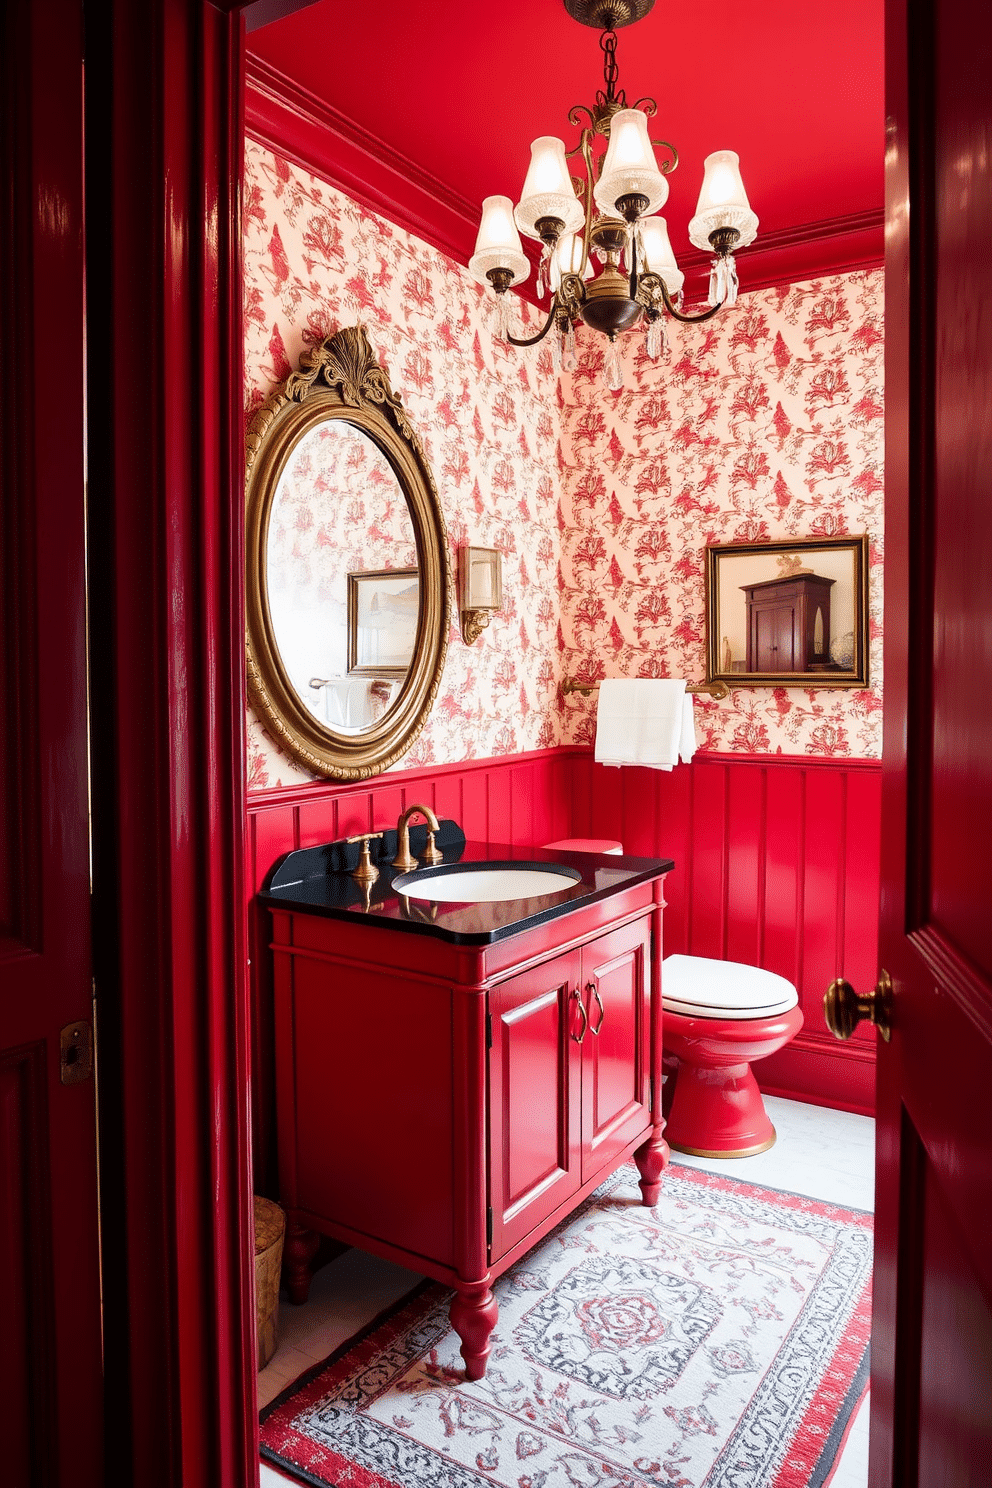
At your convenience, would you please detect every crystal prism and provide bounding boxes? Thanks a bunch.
[562,320,578,372]
[602,337,624,391]
[708,253,740,309]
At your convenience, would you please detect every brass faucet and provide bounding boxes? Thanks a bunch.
[392,803,442,872]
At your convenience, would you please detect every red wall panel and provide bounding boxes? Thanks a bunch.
[248,747,881,1184]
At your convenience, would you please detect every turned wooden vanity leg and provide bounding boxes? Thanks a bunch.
[283,1218,319,1305]
[449,1279,499,1380]
[634,1127,671,1207]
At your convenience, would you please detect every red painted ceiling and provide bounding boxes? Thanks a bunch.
[249,0,884,285]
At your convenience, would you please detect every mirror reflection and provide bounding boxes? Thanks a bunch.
[265,420,418,734]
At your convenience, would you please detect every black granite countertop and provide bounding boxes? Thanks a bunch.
[259,834,675,946]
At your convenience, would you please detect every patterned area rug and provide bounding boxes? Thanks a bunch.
[260,1162,872,1488]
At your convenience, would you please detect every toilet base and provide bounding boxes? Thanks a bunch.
[662,1003,804,1158]
[665,1058,778,1156]
[670,1128,777,1160]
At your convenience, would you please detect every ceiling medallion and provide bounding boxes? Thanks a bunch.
[469,0,758,389]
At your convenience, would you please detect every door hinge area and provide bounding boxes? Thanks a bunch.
[485,1012,493,1049]
[486,1206,493,1248]
[60,1020,94,1085]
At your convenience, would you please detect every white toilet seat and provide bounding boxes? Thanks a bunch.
[662,953,799,1020]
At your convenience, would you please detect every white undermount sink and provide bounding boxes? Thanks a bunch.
[392,863,582,903]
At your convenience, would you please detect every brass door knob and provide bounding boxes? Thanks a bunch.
[824,969,893,1043]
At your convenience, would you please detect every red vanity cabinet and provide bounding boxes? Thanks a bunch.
[268,870,669,1379]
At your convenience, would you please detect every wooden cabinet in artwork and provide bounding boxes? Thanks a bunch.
[742,571,835,672]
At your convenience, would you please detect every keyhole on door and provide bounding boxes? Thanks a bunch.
[60,1021,94,1085]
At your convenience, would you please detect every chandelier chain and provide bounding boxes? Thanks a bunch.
[599,29,622,105]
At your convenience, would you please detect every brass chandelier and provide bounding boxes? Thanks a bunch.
[468,0,758,388]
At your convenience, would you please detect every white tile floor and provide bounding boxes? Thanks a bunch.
[259,1094,874,1487]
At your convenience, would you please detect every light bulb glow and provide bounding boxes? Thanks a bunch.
[475,196,521,253]
[550,233,593,291]
[603,110,656,174]
[521,137,573,199]
[694,151,751,214]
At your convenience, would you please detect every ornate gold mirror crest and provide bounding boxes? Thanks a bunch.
[245,325,450,780]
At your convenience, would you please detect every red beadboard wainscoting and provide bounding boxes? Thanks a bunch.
[247,747,880,1186]
[566,751,882,1118]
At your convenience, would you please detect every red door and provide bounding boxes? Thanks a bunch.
[862,2,992,1481]
[0,5,103,1484]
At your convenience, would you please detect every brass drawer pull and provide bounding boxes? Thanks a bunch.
[588,982,605,1035]
[570,986,588,1044]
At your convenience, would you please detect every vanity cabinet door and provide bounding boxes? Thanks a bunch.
[579,917,652,1182]
[488,951,583,1262]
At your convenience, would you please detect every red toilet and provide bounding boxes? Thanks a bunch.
[662,954,804,1157]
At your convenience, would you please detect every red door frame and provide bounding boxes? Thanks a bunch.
[84,2,257,1482]
[1,3,104,1482]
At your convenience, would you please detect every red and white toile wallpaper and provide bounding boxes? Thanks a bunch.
[557,270,885,757]
[244,139,884,788]
[244,141,563,790]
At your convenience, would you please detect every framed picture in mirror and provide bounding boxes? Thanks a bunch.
[705,535,869,688]
[347,567,420,676]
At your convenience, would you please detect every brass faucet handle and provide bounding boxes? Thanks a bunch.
[420,828,443,866]
[346,831,383,886]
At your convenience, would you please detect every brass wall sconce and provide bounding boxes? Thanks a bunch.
[459,546,502,644]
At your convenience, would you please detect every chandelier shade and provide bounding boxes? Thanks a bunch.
[688,150,759,250]
[593,108,669,218]
[637,216,684,295]
[514,137,586,239]
[550,232,594,291]
[468,195,530,287]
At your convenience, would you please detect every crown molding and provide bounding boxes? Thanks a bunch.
[677,209,884,300]
[245,57,882,299]
[245,56,542,293]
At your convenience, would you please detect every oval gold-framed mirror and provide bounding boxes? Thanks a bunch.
[245,326,450,780]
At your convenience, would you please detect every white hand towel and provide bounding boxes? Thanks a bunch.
[323,677,375,729]
[679,689,697,764]
[594,679,696,771]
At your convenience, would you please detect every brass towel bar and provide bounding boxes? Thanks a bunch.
[561,676,730,701]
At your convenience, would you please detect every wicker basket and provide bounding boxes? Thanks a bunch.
[254,1195,285,1371]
